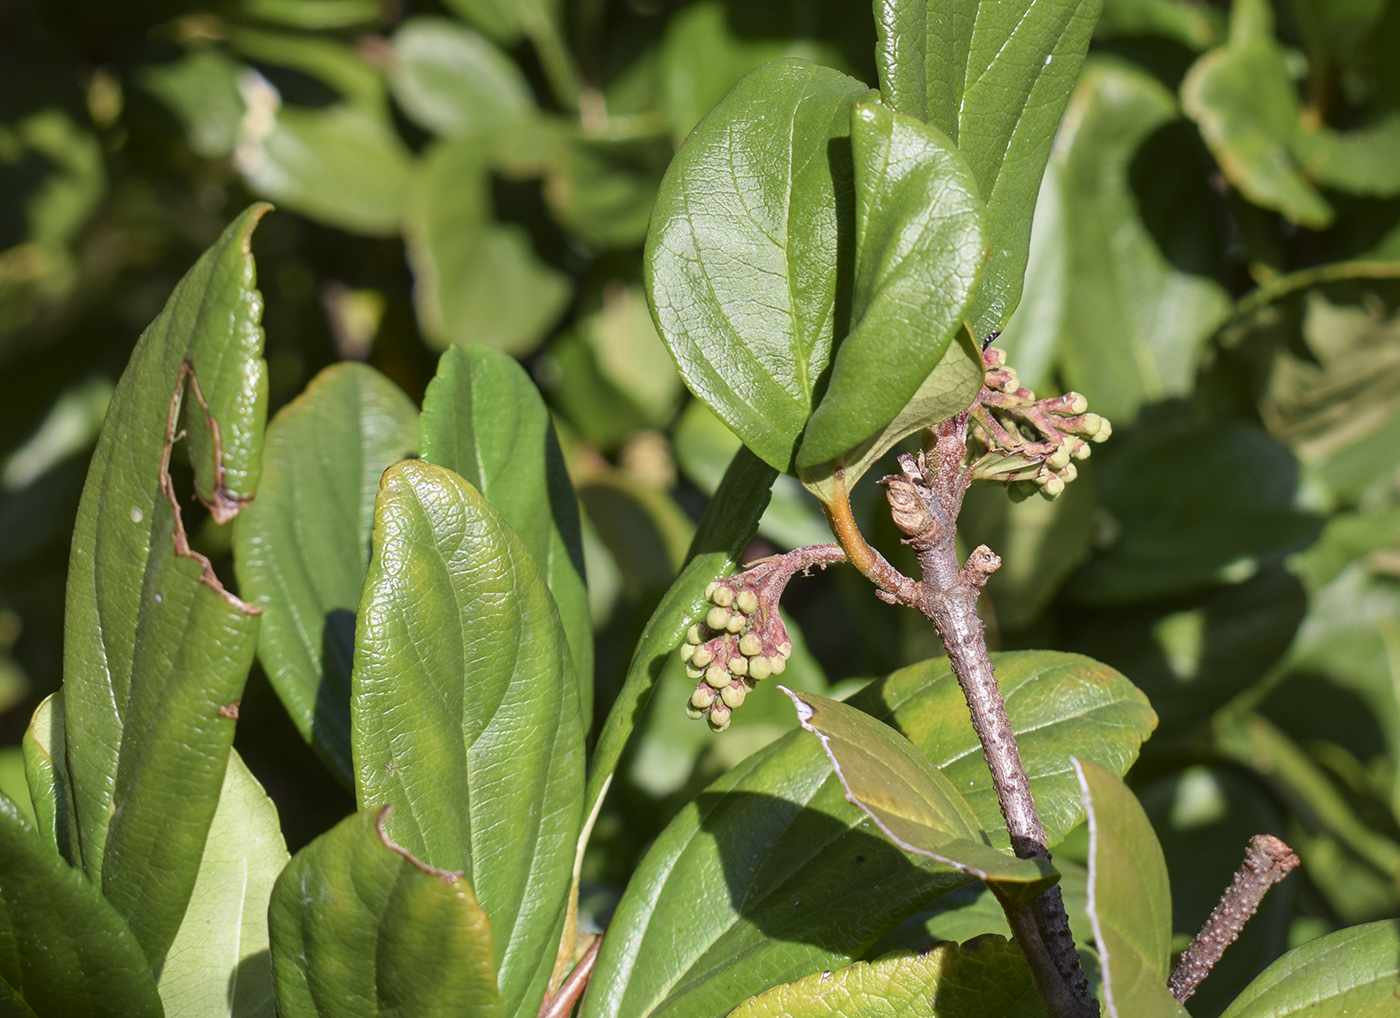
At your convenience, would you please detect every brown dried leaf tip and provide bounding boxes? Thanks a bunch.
[968,348,1112,500]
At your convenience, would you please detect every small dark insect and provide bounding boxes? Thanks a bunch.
[981,330,1001,352]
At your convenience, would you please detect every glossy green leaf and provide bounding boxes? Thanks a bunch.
[729,938,1043,1018]
[583,651,1151,1018]
[156,751,288,1018]
[419,345,592,729]
[269,806,502,1018]
[352,459,583,1018]
[644,59,874,473]
[21,691,75,863]
[785,687,1057,899]
[233,362,419,787]
[999,59,1232,424]
[546,132,674,251]
[140,48,246,159]
[1181,0,1332,228]
[389,17,534,139]
[583,446,778,816]
[794,101,986,495]
[1074,759,1183,1018]
[0,790,163,1018]
[1071,417,1322,604]
[239,102,413,237]
[62,205,268,965]
[874,0,1102,340]
[405,139,570,355]
[1219,919,1400,1018]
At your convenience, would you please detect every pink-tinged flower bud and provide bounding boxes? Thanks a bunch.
[725,613,745,634]
[706,606,731,631]
[704,664,729,689]
[690,685,717,710]
[720,683,746,708]
[1047,444,1071,471]
[711,585,735,608]
[748,656,772,681]
[707,703,732,732]
[738,633,763,657]
[735,589,758,614]
[769,654,786,675]
[692,645,714,668]
[1040,473,1065,499]
[728,656,748,677]
[777,641,792,658]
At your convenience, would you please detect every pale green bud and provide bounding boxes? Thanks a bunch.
[706,606,731,631]
[690,685,717,709]
[707,704,732,732]
[738,633,763,657]
[705,664,729,689]
[728,656,748,677]
[685,705,705,720]
[685,665,704,680]
[769,655,786,675]
[748,656,772,681]
[704,580,719,600]
[1060,462,1078,484]
[725,613,745,634]
[1040,474,1065,498]
[680,643,695,662]
[1065,392,1088,415]
[686,625,702,645]
[1047,445,1071,471]
[777,641,792,658]
[720,683,746,708]
[692,645,714,668]
[736,590,758,614]
[711,585,735,608]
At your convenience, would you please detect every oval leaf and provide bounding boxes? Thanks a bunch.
[874,0,1102,339]
[583,650,1149,1018]
[645,59,874,473]
[1219,919,1400,1018]
[268,806,502,1018]
[784,687,1057,901]
[0,790,163,1018]
[352,459,584,1018]
[156,751,288,1018]
[1075,758,1184,1018]
[63,205,269,965]
[389,16,533,138]
[420,345,593,729]
[728,938,1041,1018]
[795,101,986,494]
[233,362,418,786]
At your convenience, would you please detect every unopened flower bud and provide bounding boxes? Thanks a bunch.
[707,703,731,732]
[711,585,735,607]
[704,580,719,600]
[1092,416,1112,441]
[680,643,695,662]
[705,664,729,689]
[735,589,758,614]
[690,685,717,710]
[720,683,747,709]
[686,625,703,645]
[706,606,731,631]
[1047,445,1071,471]
[748,656,772,681]
[692,645,714,668]
[738,633,763,657]
[1040,474,1065,498]
[769,655,786,675]
[685,705,705,720]
[725,613,745,634]
[777,641,792,658]
[1064,392,1088,415]
[685,665,704,681]
[1059,462,1078,484]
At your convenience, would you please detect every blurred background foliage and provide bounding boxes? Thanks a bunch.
[2,1,1400,1014]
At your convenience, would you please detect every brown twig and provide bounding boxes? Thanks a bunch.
[538,932,604,1018]
[877,414,1098,1018]
[1168,835,1300,1003]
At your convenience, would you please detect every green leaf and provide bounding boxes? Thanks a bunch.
[1074,759,1184,1018]
[389,16,534,139]
[794,101,986,494]
[419,345,593,730]
[874,0,1103,340]
[1096,0,1224,50]
[239,102,413,237]
[441,0,556,46]
[570,282,684,428]
[728,938,1043,1018]
[269,806,502,1018]
[999,59,1232,424]
[1220,919,1400,1018]
[645,59,874,474]
[140,48,246,159]
[0,790,163,1018]
[545,132,674,251]
[405,138,571,355]
[230,28,386,114]
[785,687,1058,900]
[583,445,778,817]
[1181,0,1332,228]
[21,691,76,863]
[241,0,384,29]
[1072,417,1322,604]
[62,205,268,965]
[233,363,418,787]
[155,751,288,1018]
[583,651,1151,1018]
[352,459,584,1018]
[1299,116,1400,198]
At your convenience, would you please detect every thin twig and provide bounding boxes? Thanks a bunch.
[538,932,604,1018]
[1168,835,1300,1003]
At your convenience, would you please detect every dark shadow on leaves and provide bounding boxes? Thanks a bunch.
[311,607,356,788]
[227,947,275,1015]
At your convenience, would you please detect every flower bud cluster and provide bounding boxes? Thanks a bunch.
[968,348,1112,499]
[680,577,793,732]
